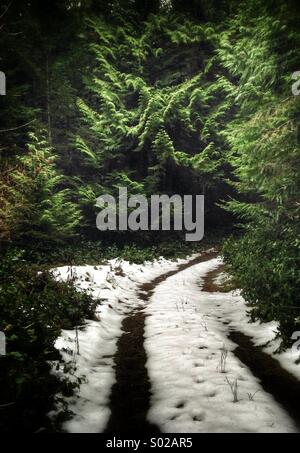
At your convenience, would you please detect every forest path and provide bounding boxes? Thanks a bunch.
[202,265,300,430]
[104,252,300,433]
[105,249,218,433]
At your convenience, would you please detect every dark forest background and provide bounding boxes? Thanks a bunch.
[0,0,299,432]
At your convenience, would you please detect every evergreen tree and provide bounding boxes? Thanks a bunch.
[219,0,300,343]
[74,9,228,230]
[0,132,82,243]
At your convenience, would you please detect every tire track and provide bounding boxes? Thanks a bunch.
[105,250,218,433]
[202,264,300,430]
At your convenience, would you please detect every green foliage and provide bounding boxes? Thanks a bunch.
[0,250,98,432]
[223,229,300,347]
[0,133,82,243]
[20,238,201,266]
[1,1,300,432]
[74,11,227,227]
[220,0,300,345]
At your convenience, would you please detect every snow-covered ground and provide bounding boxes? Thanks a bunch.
[212,269,300,381]
[51,256,188,433]
[51,253,300,433]
[144,257,299,433]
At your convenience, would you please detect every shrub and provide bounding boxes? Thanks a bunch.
[223,227,300,347]
[0,251,97,432]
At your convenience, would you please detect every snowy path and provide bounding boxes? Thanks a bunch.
[52,251,300,433]
[145,257,298,433]
[52,257,190,432]
[105,250,218,433]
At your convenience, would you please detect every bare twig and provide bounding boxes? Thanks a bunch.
[0,119,36,133]
[226,377,239,402]
[0,1,14,20]
[0,402,15,408]
[218,346,228,373]
[247,390,260,401]
[75,325,80,355]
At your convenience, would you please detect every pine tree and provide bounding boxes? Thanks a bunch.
[219,0,300,344]
[0,132,82,243]
[74,9,228,230]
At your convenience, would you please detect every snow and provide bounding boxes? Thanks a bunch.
[144,257,298,433]
[50,253,300,433]
[50,257,188,433]
[210,270,300,381]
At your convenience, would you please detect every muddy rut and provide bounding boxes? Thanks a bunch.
[203,263,300,430]
[105,252,300,433]
[105,250,218,433]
